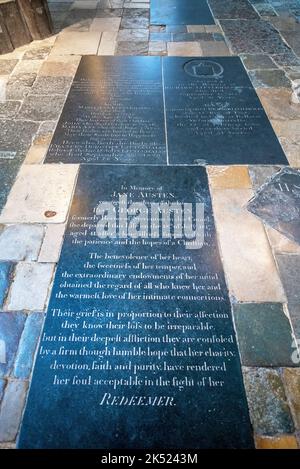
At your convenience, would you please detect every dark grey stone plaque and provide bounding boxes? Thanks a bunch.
[248,168,300,245]
[45,56,166,165]
[163,56,288,165]
[18,165,253,449]
[151,0,215,26]
[44,56,288,166]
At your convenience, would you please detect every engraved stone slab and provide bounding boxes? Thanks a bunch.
[45,56,166,164]
[151,0,215,26]
[163,56,288,165]
[248,168,300,246]
[19,165,253,449]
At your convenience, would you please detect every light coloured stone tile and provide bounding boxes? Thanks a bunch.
[117,29,149,41]
[0,380,28,442]
[257,88,300,121]
[167,42,202,57]
[211,188,286,302]
[255,435,299,449]
[39,56,81,77]
[207,166,252,189]
[12,60,43,75]
[38,224,66,263]
[97,32,118,55]
[50,31,102,56]
[149,41,167,55]
[187,25,206,33]
[271,120,300,168]
[24,145,48,164]
[0,225,44,261]
[90,17,121,32]
[5,262,54,311]
[124,2,150,7]
[200,41,231,56]
[205,25,221,33]
[0,165,78,224]
[266,226,300,254]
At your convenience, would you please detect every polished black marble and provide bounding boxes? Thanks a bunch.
[45,56,166,164]
[248,168,300,245]
[163,56,288,165]
[151,0,215,26]
[19,165,253,449]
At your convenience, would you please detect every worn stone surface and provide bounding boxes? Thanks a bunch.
[121,8,149,29]
[6,73,37,100]
[39,56,81,77]
[98,32,118,54]
[211,188,286,302]
[208,166,251,189]
[0,225,44,262]
[199,41,231,56]
[0,313,26,377]
[0,165,78,224]
[12,60,43,76]
[209,0,259,19]
[266,226,300,255]
[257,88,300,121]
[38,224,66,263]
[24,146,48,165]
[271,120,300,167]
[91,17,121,31]
[23,47,52,61]
[248,165,281,191]
[255,434,299,449]
[30,77,73,95]
[115,41,149,55]
[249,69,291,88]
[117,28,149,41]
[241,54,277,70]
[0,380,28,442]
[33,121,57,146]
[148,41,167,55]
[19,95,66,122]
[50,31,102,55]
[167,42,202,56]
[0,120,39,162]
[0,262,13,308]
[283,368,300,429]
[233,303,295,366]
[0,101,21,119]
[13,313,44,380]
[243,367,295,435]
[276,254,300,302]
[0,60,18,76]
[5,263,54,312]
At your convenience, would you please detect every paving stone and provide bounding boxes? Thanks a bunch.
[249,69,291,88]
[149,32,172,41]
[205,25,221,33]
[0,313,26,377]
[0,380,5,404]
[13,313,44,380]
[254,3,278,17]
[33,121,57,146]
[280,30,300,56]
[248,166,282,191]
[271,51,300,67]
[166,25,187,33]
[12,60,43,75]
[220,19,292,54]
[233,303,295,366]
[0,60,18,76]
[39,56,81,77]
[209,0,259,19]
[148,41,167,55]
[5,263,54,311]
[6,73,37,100]
[150,25,166,33]
[24,145,48,164]
[271,120,300,167]
[0,120,39,162]
[72,0,98,8]
[257,88,300,120]
[0,101,21,119]
[117,28,149,41]
[0,161,20,213]
[241,54,277,70]
[30,76,72,95]
[243,367,295,435]
[0,262,13,307]
[124,2,149,8]
[283,368,300,428]
[98,31,118,55]
[276,254,300,302]
[167,42,202,56]
[0,164,78,224]
[266,226,300,255]
[199,40,231,56]
[23,46,52,60]
[0,225,44,262]
[61,9,95,30]
[96,8,123,17]
[121,8,149,29]
[172,32,197,42]
[115,41,148,55]
[18,95,66,121]
[90,17,121,31]
[0,380,28,442]
[255,434,299,449]
[207,166,252,189]
[211,188,286,302]
[50,31,102,55]
[38,223,66,263]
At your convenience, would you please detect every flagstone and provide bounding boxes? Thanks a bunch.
[24,146,48,165]
[38,224,66,263]
[90,17,121,31]
[33,121,57,146]
[0,101,21,119]
[0,380,28,442]
[0,225,44,262]
[0,165,78,224]
[50,31,102,55]
[199,40,231,56]
[257,88,300,120]
[211,188,286,302]
[266,226,300,255]
[18,95,66,121]
[5,263,54,311]
[243,367,294,435]
[12,60,43,75]
[0,262,13,308]
[0,120,39,162]
[0,60,18,76]
[6,73,37,100]
[98,32,118,55]
[241,54,277,70]
[248,166,282,190]
[115,41,148,55]
[167,42,202,56]
[30,76,72,95]
[249,69,291,88]
[255,434,299,449]
[283,368,300,428]
[39,56,81,77]
[207,166,252,189]
[276,254,300,302]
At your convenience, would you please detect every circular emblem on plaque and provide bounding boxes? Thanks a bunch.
[183,60,224,78]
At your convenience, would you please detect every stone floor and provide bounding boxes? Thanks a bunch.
[0,0,300,449]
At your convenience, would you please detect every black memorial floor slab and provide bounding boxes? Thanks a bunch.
[151,0,215,26]
[45,56,288,167]
[18,165,254,449]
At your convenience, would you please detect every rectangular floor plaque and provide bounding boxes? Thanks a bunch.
[45,56,288,166]
[151,0,215,26]
[18,165,254,449]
